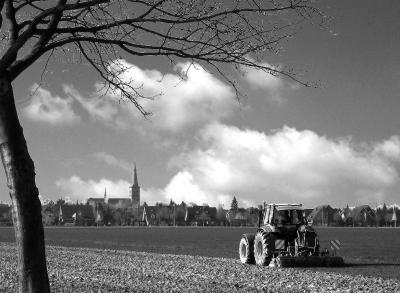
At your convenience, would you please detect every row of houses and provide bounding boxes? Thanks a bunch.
[142,205,261,226]
[46,202,400,227]
[0,202,398,227]
[42,203,95,226]
[39,202,259,227]
[308,205,399,227]
[37,200,262,227]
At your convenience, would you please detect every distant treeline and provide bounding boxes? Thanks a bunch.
[0,198,398,227]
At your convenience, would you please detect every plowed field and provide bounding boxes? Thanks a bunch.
[1,226,399,279]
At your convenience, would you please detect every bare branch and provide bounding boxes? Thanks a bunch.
[75,40,151,116]
[1,0,325,114]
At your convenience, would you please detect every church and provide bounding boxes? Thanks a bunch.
[87,165,141,216]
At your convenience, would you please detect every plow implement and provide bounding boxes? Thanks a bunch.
[266,235,344,268]
[238,203,345,268]
[269,255,344,268]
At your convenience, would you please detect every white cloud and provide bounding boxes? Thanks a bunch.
[243,63,283,90]
[140,187,169,205]
[241,60,295,104]
[23,84,80,125]
[91,152,132,172]
[373,136,400,160]
[66,60,236,133]
[56,175,166,205]
[63,85,122,127]
[164,171,232,207]
[55,176,131,202]
[161,123,400,208]
[120,61,236,132]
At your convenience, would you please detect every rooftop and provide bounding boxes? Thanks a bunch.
[266,203,303,211]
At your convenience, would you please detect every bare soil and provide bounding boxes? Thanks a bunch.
[1,243,399,293]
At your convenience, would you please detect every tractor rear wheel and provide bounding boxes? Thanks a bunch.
[239,234,255,264]
[254,231,275,266]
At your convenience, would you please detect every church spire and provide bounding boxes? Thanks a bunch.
[104,187,107,202]
[133,163,139,186]
[130,164,140,217]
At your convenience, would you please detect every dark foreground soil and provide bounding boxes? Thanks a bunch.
[1,243,399,293]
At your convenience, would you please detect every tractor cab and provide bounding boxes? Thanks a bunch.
[259,204,307,240]
[262,203,305,226]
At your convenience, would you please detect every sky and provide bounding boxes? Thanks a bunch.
[2,0,400,208]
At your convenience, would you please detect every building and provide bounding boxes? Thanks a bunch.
[105,185,132,210]
[308,205,343,226]
[56,204,95,226]
[185,205,217,226]
[226,207,260,226]
[86,197,106,210]
[141,203,180,226]
[351,205,376,227]
[0,204,12,226]
[86,165,141,219]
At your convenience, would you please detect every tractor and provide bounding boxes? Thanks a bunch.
[239,203,344,267]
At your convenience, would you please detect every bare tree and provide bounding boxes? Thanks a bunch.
[0,1,323,292]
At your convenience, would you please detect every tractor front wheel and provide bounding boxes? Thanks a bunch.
[239,234,255,264]
[254,231,275,266]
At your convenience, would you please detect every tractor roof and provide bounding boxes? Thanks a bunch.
[266,203,303,211]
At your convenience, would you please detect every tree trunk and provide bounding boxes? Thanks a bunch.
[0,72,50,293]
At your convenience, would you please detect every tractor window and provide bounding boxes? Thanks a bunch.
[294,210,306,224]
[291,210,301,224]
[273,209,304,225]
[275,210,290,224]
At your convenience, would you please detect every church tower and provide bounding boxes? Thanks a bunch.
[130,164,140,216]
